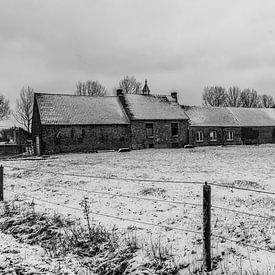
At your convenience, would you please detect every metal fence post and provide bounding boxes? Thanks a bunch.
[203,181,211,272]
[0,165,3,201]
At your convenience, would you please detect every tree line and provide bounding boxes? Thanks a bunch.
[202,86,275,108]
[75,75,143,96]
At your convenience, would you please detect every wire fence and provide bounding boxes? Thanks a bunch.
[1,163,275,272]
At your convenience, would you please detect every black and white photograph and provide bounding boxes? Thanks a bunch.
[0,0,275,274]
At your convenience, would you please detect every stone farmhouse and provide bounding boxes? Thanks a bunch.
[32,82,275,155]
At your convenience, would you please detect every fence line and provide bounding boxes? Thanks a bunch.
[2,164,275,273]
[8,177,274,221]
[5,188,202,235]
[5,188,275,255]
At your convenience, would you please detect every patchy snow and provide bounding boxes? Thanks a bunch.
[0,231,85,274]
[1,144,275,273]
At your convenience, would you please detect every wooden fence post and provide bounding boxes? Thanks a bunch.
[203,181,211,272]
[0,165,3,201]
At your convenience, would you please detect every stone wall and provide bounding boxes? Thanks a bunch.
[189,127,242,146]
[131,120,188,149]
[241,126,275,144]
[40,124,131,154]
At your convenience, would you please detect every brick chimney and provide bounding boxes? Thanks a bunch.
[171,92,178,103]
[116,89,123,97]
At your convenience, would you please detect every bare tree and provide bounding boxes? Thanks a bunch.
[239,88,260,108]
[0,94,11,120]
[75,80,107,96]
[14,86,34,132]
[225,86,242,107]
[118,75,142,94]
[260,94,274,108]
[202,86,227,106]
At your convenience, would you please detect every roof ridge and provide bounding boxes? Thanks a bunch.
[35,92,117,98]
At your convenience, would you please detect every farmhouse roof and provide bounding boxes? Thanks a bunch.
[183,106,239,127]
[183,106,275,127]
[124,94,188,120]
[227,107,275,127]
[35,93,130,125]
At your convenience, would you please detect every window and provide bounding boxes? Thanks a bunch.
[209,131,217,141]
[196,131,203,142]
[146,123,154,137]
[171,123,179,137]
[227,131,234,141]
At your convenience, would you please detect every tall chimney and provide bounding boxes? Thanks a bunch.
[171,92,178,103]
[116,89,123,97]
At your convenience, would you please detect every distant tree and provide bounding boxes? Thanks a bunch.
[0,94,11,120]
[202,86,226,106]
[14,86,34,132]
[260,94,274,108]
[239,88,260,108]
[118,75,142,94]
[225,86,242,107]
[75,80,107,96]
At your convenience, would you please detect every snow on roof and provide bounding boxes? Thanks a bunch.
[35,93,130,125]
[183,106,239,126]
[183,106,275,127]
[124,94,188,120]
[228,107,275,127]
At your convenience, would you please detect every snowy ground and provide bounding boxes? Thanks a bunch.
[1,144,275,274]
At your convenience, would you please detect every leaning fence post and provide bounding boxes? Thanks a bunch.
[203,181,211,272]
[0,165,3,201]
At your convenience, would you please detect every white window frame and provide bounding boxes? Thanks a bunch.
[209,131,217,141]
[227,131,234,141]
[196,131,203,142]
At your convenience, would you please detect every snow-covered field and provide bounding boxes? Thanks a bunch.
[1,144,275,274]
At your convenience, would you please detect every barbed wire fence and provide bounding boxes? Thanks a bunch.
[0,164,275,273]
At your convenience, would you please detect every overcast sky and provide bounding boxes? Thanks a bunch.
[1,0,275,115]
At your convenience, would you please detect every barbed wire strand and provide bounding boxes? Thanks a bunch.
[8,177,201,208]
[5,189,202,235]
[4,164,275,195]
[5,177,273,221]
[211,205,275,221]
[209,182,275,196]
[4,189,275,255]
[3,165,206,186]
[212,233,275,254]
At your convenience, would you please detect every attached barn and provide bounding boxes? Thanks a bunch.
[32,93,131,155]
[183,106,275,146]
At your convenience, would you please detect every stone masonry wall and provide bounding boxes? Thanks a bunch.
[189,127,242,146]
[41,124,131,154]
[241,126,275,144]
[131,120,188,149]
